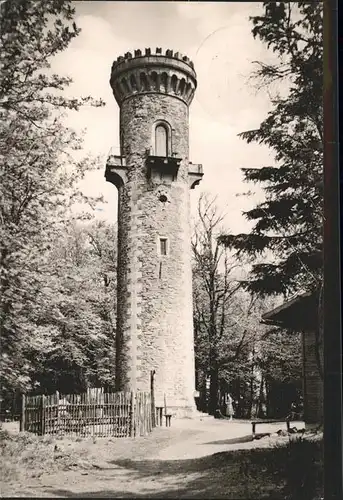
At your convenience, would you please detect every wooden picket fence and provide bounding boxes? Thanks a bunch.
[21,388,153,438]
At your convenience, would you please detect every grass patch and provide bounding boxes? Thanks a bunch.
[237,434,323,500]
[282,436,323,500]
[0,429,90,484]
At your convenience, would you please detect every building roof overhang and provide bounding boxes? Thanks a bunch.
[261,291,319,332]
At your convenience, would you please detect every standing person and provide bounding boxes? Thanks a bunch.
[225,393,234,421]
[289,401,297,421]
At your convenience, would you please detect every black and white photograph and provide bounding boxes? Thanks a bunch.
[1,1,328,498]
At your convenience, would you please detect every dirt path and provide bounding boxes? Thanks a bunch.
[154,418,278,460]
[1,419,304,498]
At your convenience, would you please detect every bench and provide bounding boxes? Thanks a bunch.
[155,406,163,426]
[251,419,290,438]
[155,406,173,427]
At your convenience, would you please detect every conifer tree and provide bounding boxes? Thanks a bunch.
[219,2,323,298]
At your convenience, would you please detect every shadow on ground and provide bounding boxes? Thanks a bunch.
[202,435,253,446]
[44,449,285,499]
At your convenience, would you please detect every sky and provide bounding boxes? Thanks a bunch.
[52,1,279,235]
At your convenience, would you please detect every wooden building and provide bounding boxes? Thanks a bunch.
[262,291,323,426]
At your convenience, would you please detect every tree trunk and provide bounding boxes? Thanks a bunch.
[235,377,242,418]
[265,377,271,418]
[194,358,200,392]
[257,375,265,418]
[248,376,254,419]
[248,347,255,419]
[208,367,219,416]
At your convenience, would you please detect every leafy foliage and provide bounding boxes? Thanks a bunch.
[219,2,323,297]
[31,221,117,394]
[192,195,302,418]
[0,0,106,395]
[192,194,244,414]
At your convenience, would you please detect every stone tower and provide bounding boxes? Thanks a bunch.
[105,47,203,416]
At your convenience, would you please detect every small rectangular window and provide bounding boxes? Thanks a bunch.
[160,238,167,256]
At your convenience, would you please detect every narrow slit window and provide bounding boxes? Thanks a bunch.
[155,124,168,156]
[160,238,167,256]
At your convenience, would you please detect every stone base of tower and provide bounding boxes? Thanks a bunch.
[167,407,215,420]
[154,396,197,419]
[166,405,197,419]
[173,408,215,420]
[154,396,212,419]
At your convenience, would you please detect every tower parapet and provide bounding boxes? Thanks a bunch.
[110,47,197,106]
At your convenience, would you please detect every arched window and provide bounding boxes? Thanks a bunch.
[155,124,168,157]
[152,120,172,157]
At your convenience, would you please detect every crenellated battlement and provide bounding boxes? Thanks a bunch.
[112,47,195,70]
[110,47,197,106]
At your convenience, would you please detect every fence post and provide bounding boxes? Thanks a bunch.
[56,391,60,434]
[164,393,167,426]
[41,395,46,436]
[130,391,135,437]
[20,394,26,432]
[150,370,156,428]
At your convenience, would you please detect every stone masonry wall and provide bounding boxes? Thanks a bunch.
[115,93,196,415]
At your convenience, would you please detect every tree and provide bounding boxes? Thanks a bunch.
[31,220,117,394]
[219,2,323,298]
[0,0,105,395]
[192,193,303,418]
[84,220,117,389]
[256,328,302,418]
[192,194,253,415]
